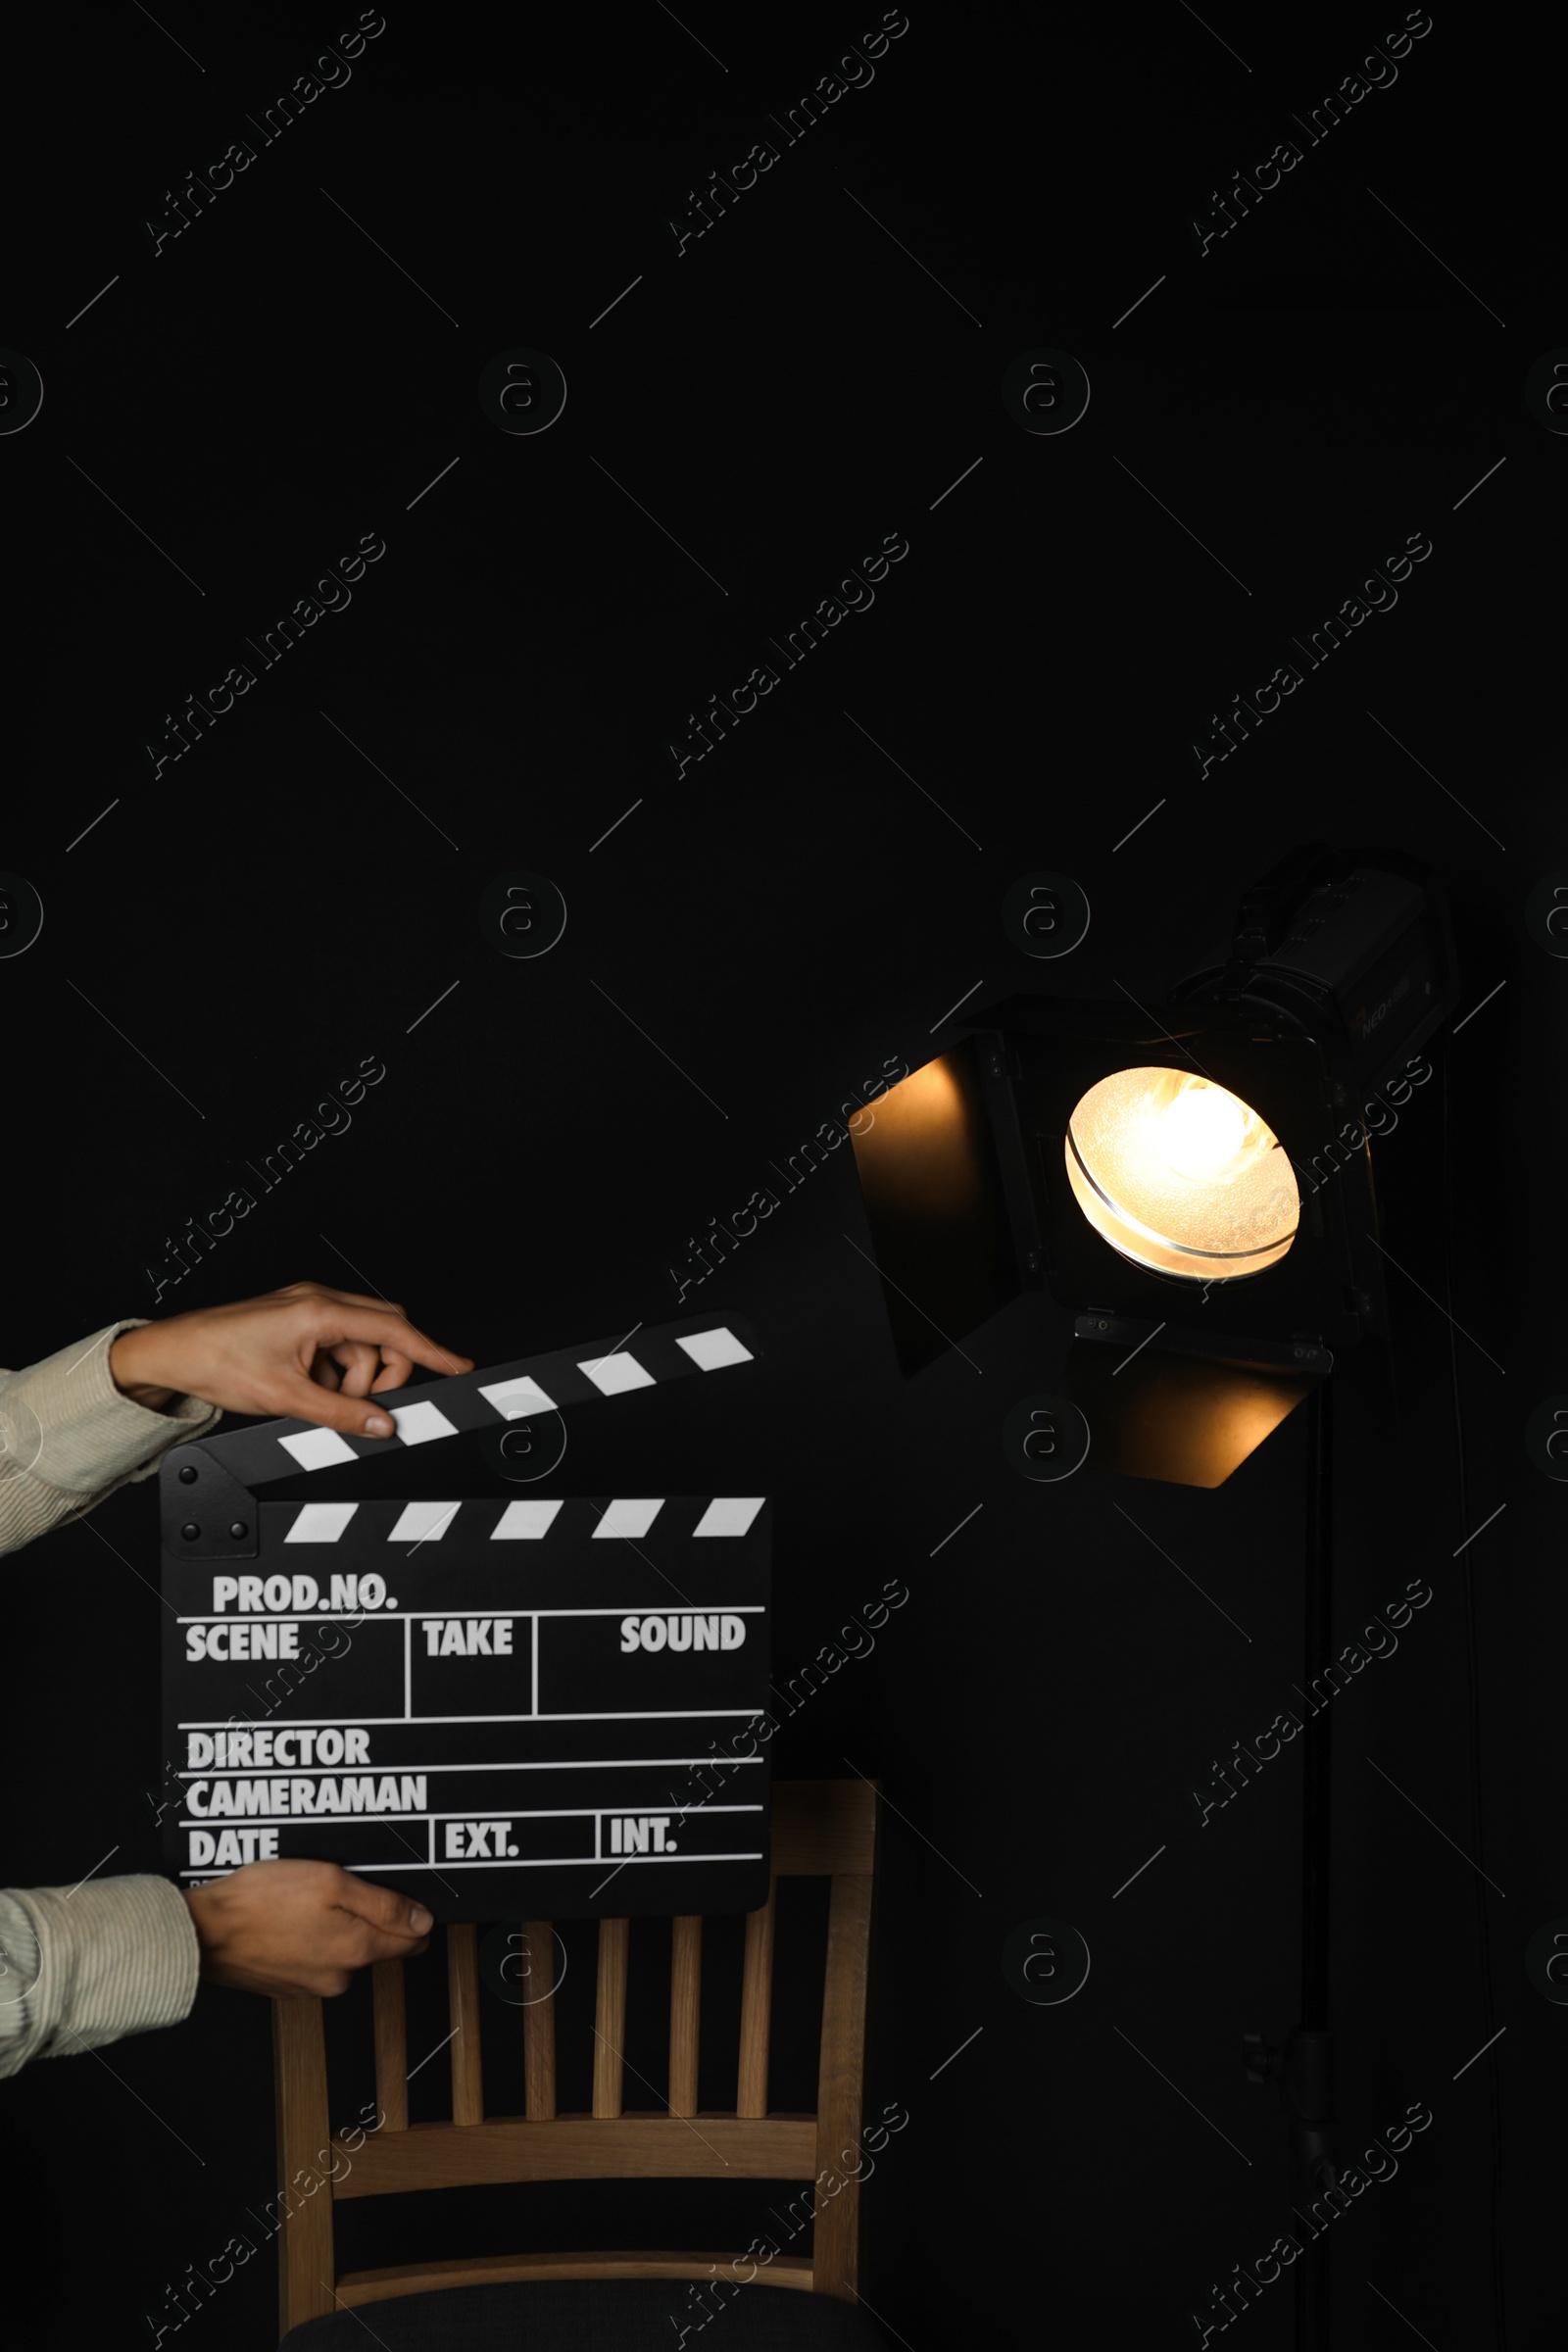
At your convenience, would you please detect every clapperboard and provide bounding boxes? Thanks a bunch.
[159,1314,770,1920]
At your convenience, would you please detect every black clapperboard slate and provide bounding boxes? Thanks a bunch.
[158,1314,770,1920]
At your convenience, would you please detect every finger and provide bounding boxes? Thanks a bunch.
[351,1935,432,1962]
[292,1295,438,1354]
[319,1862,432,1937]
[368,1350,415,1395]
[335,1919,435,1971]
[305,1306,474,1382]
[325,1341,382,1398]
[264,1378,400,1439]
[310,1350,344,1393]
[332,1872,435,1939]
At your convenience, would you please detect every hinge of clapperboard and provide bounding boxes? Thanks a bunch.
[158,1312,762,1556]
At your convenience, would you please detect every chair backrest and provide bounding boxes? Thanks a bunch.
[270,1778,879,2337]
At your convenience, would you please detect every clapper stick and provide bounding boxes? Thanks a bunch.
[163,1310,762,1501]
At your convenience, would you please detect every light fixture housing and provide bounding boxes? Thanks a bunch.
[846,844,1456,1483]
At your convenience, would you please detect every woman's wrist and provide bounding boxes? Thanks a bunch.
[108,1325,180,1415]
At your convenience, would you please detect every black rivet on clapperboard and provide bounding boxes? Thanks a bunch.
[178,1465,198,1484]
[229,1521,248,1540]
[180,1523,200,1541]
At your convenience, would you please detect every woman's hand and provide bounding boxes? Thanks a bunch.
[184,1859,433,1998]
[108,1280,473,1435]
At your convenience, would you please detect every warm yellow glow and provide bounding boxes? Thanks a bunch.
[852,1054,980,1219]
[1156,1080,1248,1178]
[1065,1066,1298,1282]
[881,1059,962,1122]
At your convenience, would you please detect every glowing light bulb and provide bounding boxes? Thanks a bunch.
[1156,1082,1247,1180]
[1063,1065,1298,1283]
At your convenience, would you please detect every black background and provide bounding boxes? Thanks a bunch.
[1,4,1562,2346]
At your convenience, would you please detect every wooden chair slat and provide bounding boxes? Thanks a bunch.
[446,1923,484,2126]
[521,1919,557,2122]
[329,2112,817,2196]
[333,2250,816,2306]
[272,1996,336,2332]
[736,1878,776,2119]
[668,1916,702,2117]
[370,1959,408,2132]
[811,1869,874,2297]
[593,1917,630,2119]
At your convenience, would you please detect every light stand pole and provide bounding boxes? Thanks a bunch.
[1244,1377,1336,2352]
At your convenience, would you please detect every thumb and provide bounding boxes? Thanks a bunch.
[340,1875,434,1938]
[276,1378,399,1440]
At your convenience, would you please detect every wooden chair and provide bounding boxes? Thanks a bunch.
[272,1779,886,2347]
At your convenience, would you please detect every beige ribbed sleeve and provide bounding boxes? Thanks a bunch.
[0,1320,223,2072]
[0,1878,201,2077]
[0,1318,222,1558]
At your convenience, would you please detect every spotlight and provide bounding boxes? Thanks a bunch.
[1063,1068,1299,1283]
[848,842,1456,1485]
[845,840,1460,2352]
